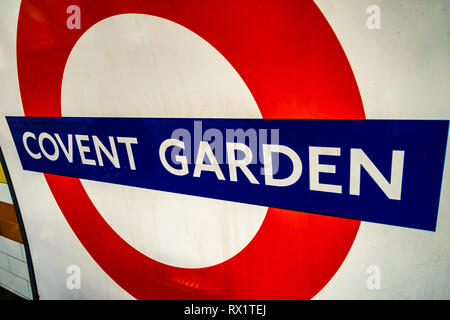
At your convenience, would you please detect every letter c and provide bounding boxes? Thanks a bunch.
[23,132,41,159]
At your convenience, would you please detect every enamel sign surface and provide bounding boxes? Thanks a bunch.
[0,0,448,299]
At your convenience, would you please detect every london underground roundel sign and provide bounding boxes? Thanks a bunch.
[17,0,365,299]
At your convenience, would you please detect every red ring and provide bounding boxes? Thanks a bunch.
[17,0,364,299]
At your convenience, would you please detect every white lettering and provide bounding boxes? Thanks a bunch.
[226,142,259,184]
[55,133,73,163]
[23,132,41,159]
[159,139,188,176]
[193,141,225,180]
[75,134,96,166]
[38,132,59,161]
[350,148,404,200]
[309,146,342,194]
[263,144,302,187]
[93,136,120,168]
[117,137,138,170]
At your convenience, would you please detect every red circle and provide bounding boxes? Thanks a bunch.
[17,0,364,299]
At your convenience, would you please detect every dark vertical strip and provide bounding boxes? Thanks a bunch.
[0,147,39,300]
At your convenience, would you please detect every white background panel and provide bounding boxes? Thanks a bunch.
[0,0,448,299]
